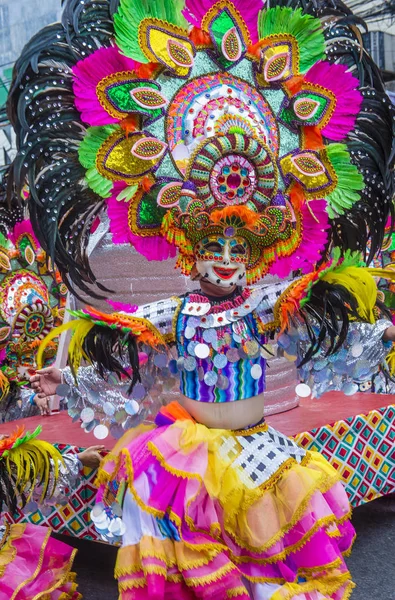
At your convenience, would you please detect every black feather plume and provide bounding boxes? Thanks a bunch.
[82,325,141,393]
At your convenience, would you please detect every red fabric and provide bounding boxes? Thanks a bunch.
[0,392,390,449]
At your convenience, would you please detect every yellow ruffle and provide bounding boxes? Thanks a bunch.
[145,420,345,554]
[100,420,351,567]
[270,574,355,600]
[115,536,224,577]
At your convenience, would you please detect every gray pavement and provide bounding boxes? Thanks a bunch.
[62,496,395,599]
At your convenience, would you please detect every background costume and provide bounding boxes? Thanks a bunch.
[6,0,395,598]
[0,176,67,421]
[0,426,81,599]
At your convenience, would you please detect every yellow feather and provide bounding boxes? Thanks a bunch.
[367,268,395,281]
[37,319,94,371]
[322,266,378,323]
[6,440,63,502]
[386,345,395,377]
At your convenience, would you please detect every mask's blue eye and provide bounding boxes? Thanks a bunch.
[203,243,223,254]
[231,244,246,255]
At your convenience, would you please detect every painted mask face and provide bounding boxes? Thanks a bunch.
[194,235,249,288]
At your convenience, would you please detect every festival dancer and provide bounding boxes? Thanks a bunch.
[8,0,395,597]
[0,427,84,599]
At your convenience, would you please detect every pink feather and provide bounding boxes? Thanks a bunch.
[182,0,264,44]
[107,183,177,261]
[269,200,330,278]
[106,300,138,313]
[9,220,40,250]
[304,61,363,141]
[72,46,141,126]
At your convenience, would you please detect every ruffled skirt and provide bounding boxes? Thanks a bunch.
[0,523,81,600]
[95,404,355,600]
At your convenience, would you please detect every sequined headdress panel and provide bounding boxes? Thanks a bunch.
[7,0,395,292]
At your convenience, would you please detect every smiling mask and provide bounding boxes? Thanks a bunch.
[195,234,249,288]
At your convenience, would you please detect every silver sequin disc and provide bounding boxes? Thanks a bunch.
[203,329,217,344]
[217,374,229,390]
[195,343,210,359]
[226,348,239,363]
[204,371,218,386]
[187,341,199,356]
[260,345,274,360]
[103,402,115,417]
[81,408,95,423]
[350,343,363,358]
[213,354,228,369]
[184,356,197,371]
[131,383,146,400]
[94,424,109,440]
[185,326,196,340]
[245,340,259,356]
[125,400,139,415]
[295,383,311,398]
[342,382,359,396]
[154,354,168,368]
[251,364,263,380]
[56,384,70,397]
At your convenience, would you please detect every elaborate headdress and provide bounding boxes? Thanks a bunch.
[6,0,395,293]
[0,425,62,514]
[0,181,67,395]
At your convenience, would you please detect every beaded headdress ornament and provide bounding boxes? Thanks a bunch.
[0,217,67,392]
[6,0,395,292]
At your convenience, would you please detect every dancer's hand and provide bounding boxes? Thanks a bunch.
[78,446,105,469]
[34,395,51,416]
[383,326,395,342]
[30,367,62,398]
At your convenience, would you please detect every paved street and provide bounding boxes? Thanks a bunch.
[61,495,395,600]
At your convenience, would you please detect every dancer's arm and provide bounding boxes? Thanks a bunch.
[280,319,394,398]
[37,445,104,507]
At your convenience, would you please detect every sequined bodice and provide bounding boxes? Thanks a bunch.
[175,289,268,402]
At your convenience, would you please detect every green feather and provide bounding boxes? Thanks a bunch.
[78,125,119,197]
[78,125,119,169]
[258,7,325,73]
[114,0,188,63]
[325,144,364,219]
[0,232,8,248]
[85,167,113,198]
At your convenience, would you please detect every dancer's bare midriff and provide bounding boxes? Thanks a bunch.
[180,394,265,430]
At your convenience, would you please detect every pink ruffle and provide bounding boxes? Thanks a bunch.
[99,420,354,599]
[304,61,363,141]
[72,45,140,126]
[0,523,80,599]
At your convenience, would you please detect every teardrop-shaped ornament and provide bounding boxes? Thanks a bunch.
[24,245,35,265]
[0,251,11,271]
[157,182,183,208]
[130,87,168,110]
[131,138,168,161]
[264,51,291,83]
[293,97,321,120]
[292,153,326,177]
[167,39,194,68]
[221,27,242,62]
[0,326,11,342]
